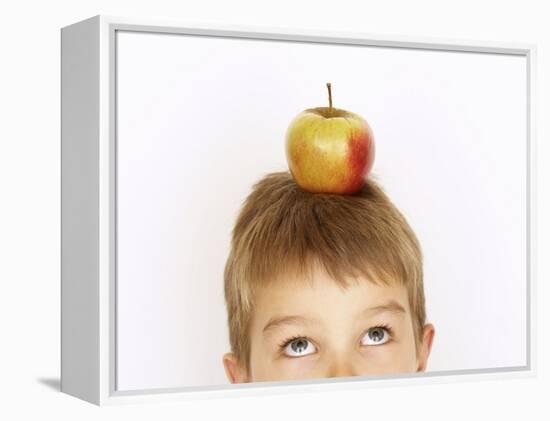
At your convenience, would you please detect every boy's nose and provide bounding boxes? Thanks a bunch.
[325,359,357,378]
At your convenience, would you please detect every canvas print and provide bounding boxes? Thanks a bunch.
[114,30,527,391]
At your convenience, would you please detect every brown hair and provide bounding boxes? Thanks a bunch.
[224,171,425,374]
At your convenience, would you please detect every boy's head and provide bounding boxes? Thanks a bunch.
[222,171,434,383]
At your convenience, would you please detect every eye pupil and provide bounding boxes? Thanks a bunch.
[291,339,308,354]
[369,328,384,342]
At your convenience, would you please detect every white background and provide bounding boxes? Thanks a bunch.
[0,0,548,419]
[116,30,527,390]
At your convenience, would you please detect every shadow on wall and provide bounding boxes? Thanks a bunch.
[37,377,60,392]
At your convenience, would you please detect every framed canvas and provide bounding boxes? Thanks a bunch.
[61,14,537,406]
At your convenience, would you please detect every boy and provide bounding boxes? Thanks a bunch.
[222,171,435,383]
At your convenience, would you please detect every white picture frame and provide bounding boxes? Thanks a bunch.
[61,14,537,406]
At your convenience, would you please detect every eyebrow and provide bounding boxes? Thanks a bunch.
[360,300,407,317]
[262,315,318,336]
[262,300,407,336]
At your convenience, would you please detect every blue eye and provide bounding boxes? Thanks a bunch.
[280,337,317,357]
[361,327,391,346]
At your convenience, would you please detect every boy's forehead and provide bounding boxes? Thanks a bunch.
[250,274,411,340]
[254,266,410,316]
[266,259,402,289]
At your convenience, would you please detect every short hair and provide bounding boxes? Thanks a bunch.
[224,170,425,374]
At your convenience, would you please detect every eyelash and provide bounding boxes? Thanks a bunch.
[277,324,394,353]
[278,334,312,352]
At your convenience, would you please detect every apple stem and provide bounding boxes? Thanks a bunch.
[326,82,333,112]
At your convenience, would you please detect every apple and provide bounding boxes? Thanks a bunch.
[285,83,375,194]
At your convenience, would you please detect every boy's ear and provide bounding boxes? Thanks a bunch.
[222,352,250,383]
[416,323,435,372]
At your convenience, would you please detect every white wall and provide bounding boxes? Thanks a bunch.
[1,0,549,419]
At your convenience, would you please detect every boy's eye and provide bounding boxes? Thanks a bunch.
[361,327,391,346]
[281,337,317,357]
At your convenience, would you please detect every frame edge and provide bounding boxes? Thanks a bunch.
[61,15,101,406]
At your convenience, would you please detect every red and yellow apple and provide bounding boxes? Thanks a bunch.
[285,83,375,194]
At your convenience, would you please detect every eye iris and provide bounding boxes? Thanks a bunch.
[369,328,384,342]
[291,339,308,354]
